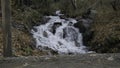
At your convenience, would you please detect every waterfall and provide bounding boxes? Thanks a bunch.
[31,10,91,54]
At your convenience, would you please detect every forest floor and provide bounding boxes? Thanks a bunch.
[0,21,47,56]
[0,53,120,68]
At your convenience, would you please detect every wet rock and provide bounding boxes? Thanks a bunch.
[41,16,51,24]
[52,22,62,34]
[74,8,96,33]
[43,31,48,38]
[63,27,78,41]
[74,21,86,33]
[74,18,93,33]
[107,56,114,61]
[59,15,67,19]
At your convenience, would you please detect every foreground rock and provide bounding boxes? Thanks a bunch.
[0,54,120,68]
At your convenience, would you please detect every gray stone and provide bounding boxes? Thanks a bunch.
[0,54,120,68]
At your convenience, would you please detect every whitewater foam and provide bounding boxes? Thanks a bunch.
[31,11,91,54]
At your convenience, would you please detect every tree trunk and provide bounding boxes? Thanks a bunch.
[1,0,12,57]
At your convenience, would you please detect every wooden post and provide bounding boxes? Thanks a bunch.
[1,0,12,57]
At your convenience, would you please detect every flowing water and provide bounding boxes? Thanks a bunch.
[31,10,91,54]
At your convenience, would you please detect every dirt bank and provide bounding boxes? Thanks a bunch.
[0,54,120,68]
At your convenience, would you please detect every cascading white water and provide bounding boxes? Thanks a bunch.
[31,10,90,54]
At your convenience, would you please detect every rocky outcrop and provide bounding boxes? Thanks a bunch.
[74,9,96,47]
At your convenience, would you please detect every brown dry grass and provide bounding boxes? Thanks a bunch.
[89,16,120,52]
[0,27,47,57]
